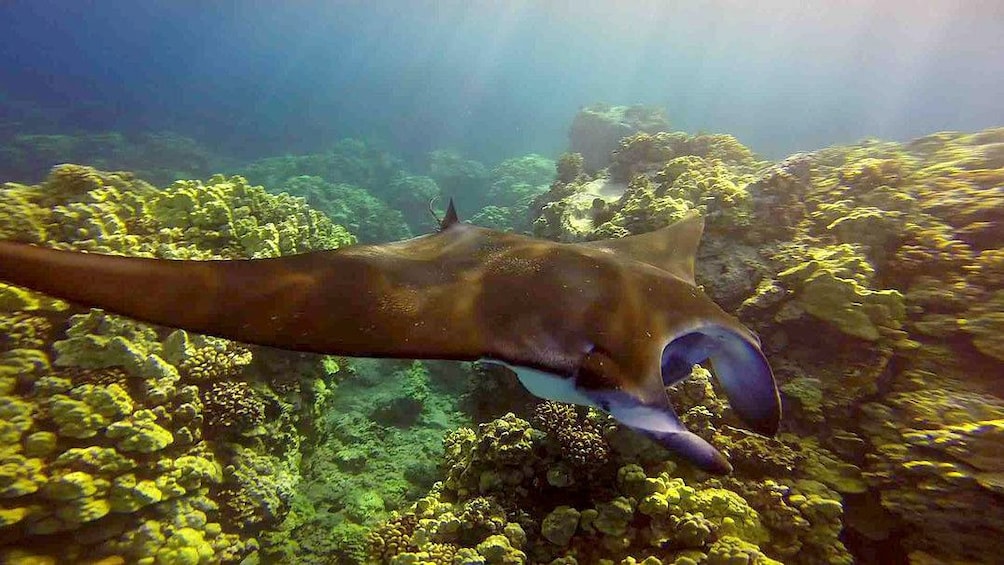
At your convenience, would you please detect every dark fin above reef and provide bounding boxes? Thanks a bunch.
[660,323,781,438]
[708,329,781,436]
[584,211,704,285]
[440,198,460,230]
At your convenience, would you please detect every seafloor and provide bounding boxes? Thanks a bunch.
[0,106,1002,565]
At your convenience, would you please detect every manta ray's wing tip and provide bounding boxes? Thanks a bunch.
[586,384,735,474]
[639,427,733,474]
[662,324,782,438]
[709,329,782,437]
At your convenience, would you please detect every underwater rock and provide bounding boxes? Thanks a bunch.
[569,105,671,172]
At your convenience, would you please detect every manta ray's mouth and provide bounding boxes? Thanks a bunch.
[661,325,782,437]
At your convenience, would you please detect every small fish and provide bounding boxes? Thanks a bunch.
[0,202,779,473]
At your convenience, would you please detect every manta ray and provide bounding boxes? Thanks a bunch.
[0,202,779,473]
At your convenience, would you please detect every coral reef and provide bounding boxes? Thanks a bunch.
[2,117,1004,565]
[471,154,556,233]
[384,173,443,233]
[427,149,491,216]
[258,359,470,564]
[532,130,763,242]
[0,165,350,563]
[277,175,411,243]
[526,124,1004,564]
[739,129,1004,561]
[367,406,852,565]
[236,138,404,199]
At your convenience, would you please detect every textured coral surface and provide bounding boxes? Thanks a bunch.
[0,166,350,563]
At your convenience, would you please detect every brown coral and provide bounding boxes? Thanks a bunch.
[367,513,418,562]
[534,401,611,469]
[200,380,266,436]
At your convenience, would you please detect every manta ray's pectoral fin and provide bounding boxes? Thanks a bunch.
[583,384,733,474]
[576,348,732,474]
[708,330,781,437]
[583,210,704,284]
[661,324,781,437]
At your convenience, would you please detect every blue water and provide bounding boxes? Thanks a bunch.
[1,0,1002,163]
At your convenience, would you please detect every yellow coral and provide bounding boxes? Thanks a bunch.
[778,245,905,341]
[0,396,34,448]
[0,454,46,497]
[109,473,163,512]
[706,536,782,565]
[106,410,174,453]
[46,384,134,439]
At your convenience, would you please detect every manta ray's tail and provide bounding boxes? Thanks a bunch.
[0,241,334,353]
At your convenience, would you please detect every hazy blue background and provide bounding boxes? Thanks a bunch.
[1,0,1002,162]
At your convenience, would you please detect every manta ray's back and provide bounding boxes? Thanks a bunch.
[0,210,780,474]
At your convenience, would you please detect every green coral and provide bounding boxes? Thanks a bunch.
[161,330,252,382]
[959,289,1004,360]
[0,282,67,312]
[706,536,782,565]
[533,401,610,469]
[236,138,403,197]
[541,506,580,546]
[428,149,491,214]
[594,175,692,238]
[277,175,410,243]
[777,244,905,341]
[106,409,174,453]
[0,131,215,186]
[46,383,134,439]
[535,130,760,242]
[22,431,57,457]
[109,472,163,512]
[593,496,635,536]
[487,154,555,208]
[156,526,216,565]
[0,453,46,498]
[385,173,442,233]
[443,412,542,499]
[0,395,34,447]
[476,534,526,564]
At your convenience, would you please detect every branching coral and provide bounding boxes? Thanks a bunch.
[534,401,611,470]
[200,381,266,436]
